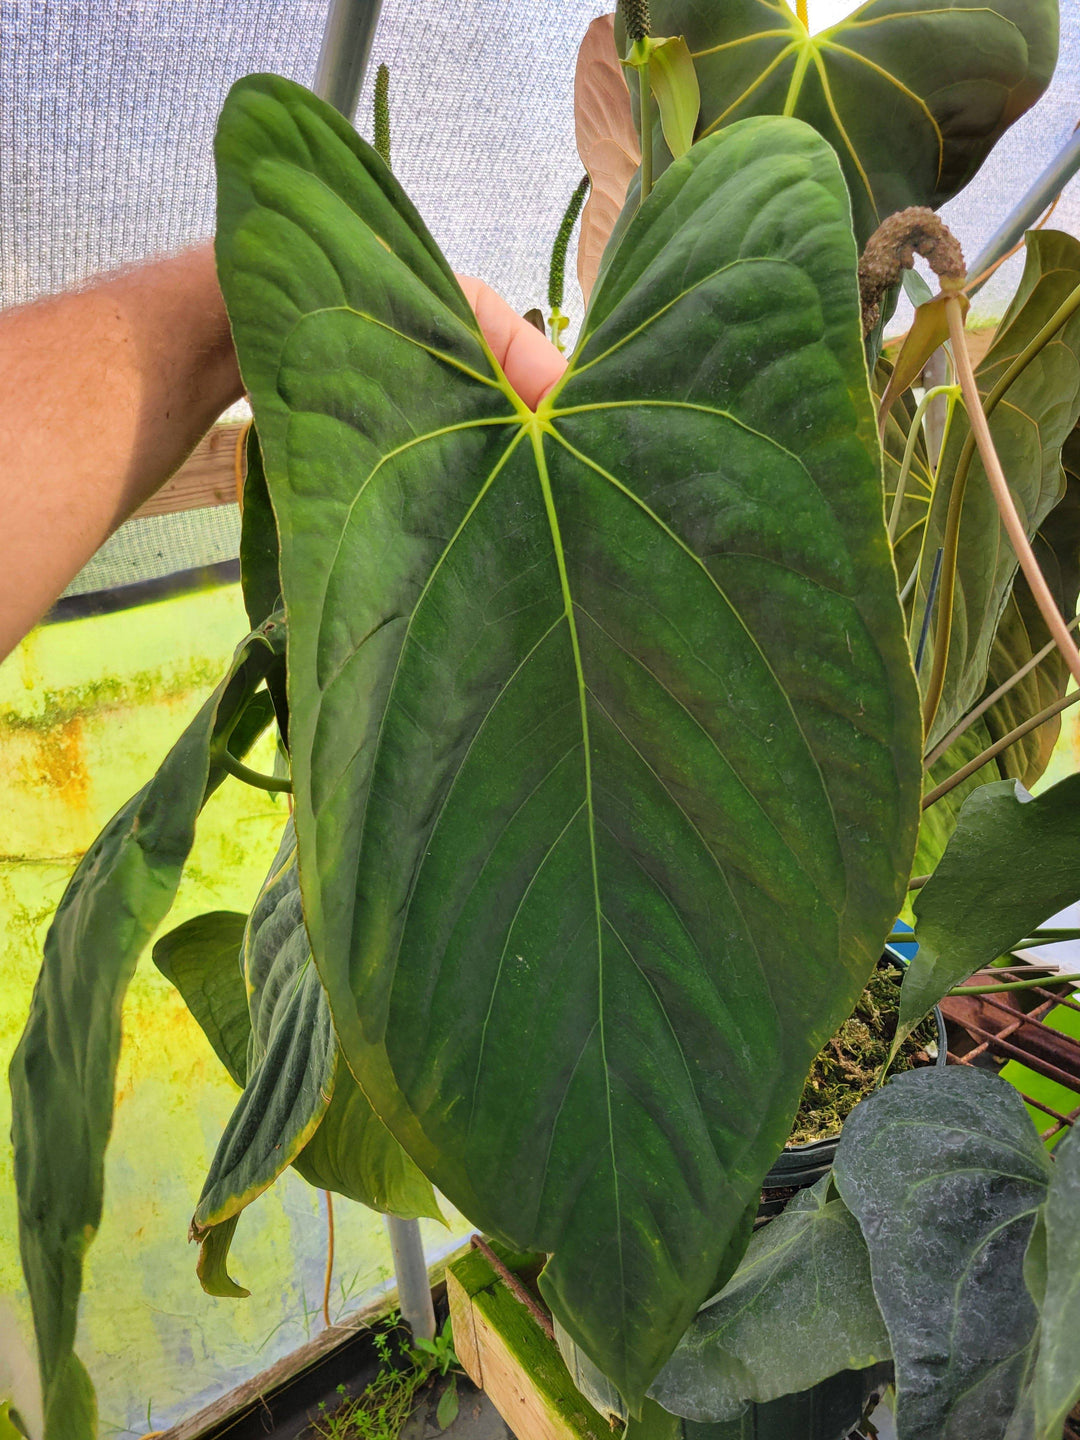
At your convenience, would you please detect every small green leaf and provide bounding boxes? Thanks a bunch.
[436,1374,460,1430]
[649,1176,889,1422]
[900,773,1080,1038]
[834,1067,1051,1440]
[195,1213,250,1299]
[152,911,251,1086]
[10,616,284,1438]
[648,36,699,160]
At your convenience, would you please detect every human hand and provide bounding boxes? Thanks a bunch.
[456,275,568,410]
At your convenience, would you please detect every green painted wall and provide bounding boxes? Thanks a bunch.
[0,584,462,1437]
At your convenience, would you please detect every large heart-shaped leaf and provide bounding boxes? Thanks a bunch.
[9,616,284,1440]
[191,823,440,1296]
[834,1067,1052,1440]
[215,75,921,1404]
[622,0,1058,248]
[900,772,1080,1037]
[904,230,1080,752]
[649,1176,890,1422]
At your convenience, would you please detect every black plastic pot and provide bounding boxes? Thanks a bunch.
[677,1363,893,1440]
[758,1002,947,1218]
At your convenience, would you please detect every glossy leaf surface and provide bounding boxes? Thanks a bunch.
[910,231,1080,751]
[649,1177,890,1422]
[152,911,251,1087]
[574,14,640,306]
[9,617,284,1440]
[624,0,1058,247]
[834,1067,1051,1440]
[193,824,440,1291]
[216,75,921,1403]
[901,773,1080,1035]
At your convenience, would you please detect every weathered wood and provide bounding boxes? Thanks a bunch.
[131,420,245,520]
[446,1246,610,1440]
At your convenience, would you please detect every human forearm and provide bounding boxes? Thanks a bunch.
[0,242,242,658]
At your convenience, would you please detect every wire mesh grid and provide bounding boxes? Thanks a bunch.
[944,981,1080,1145]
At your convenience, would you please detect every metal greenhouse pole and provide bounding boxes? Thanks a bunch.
[311,0,437,1346]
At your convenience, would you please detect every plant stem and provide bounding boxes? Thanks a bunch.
[924,614,1080,768]
[949,973,1080,997]
[638,60,654,203]
[920,283,1080,735]
[922,688,1080,810]
[887,384,958,542]
[946,295,1080,691]
[914,546,943,675]
[322,1190,335,1328]
[220,750,293,794]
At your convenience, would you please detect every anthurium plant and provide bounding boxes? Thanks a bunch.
[12,2,1080,1438]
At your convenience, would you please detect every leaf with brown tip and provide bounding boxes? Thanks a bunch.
[574,14,640,306]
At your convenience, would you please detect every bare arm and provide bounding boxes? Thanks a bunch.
[0,251,565,663]
[0,242,243,658]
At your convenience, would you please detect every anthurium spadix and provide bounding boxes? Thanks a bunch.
[214,74,921,1406]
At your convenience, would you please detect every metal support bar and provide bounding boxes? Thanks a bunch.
[967,126,1080,289]
[313,0,384,117]
[385,1215,436,1342]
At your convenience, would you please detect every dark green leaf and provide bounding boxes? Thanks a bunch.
[622,0,1057,247]
[192,823,440,1288]
[215,76,921,1404]
[913,231,1080,752]
[9,615,284,1439]
[833,1067,1051,1440]
[240,424,281,630]
[436,1374,459,1430]
[901,773,1080,1036]
[152,911,251,1086]
[649,1177,889,1422]
[1018,1119,1080,1439]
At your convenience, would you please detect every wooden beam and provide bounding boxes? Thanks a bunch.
[447,1246,611,1440]
[131,420,245,520]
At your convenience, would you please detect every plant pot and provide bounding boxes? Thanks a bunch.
[555,1317,891,1440]
[758,1002,947,1218]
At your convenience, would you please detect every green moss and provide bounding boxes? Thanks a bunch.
[788,968,938,1146]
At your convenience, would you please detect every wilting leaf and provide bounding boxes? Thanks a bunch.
[980,438,1080,788]
[9,616,284,1440]
[834,1067,1051,1440]
[911,231,1080,752]
[621,0,1057,247]
[192,824,440,1291]
[216,76,920,1404]
[900,773,1080,1037]
[153,912,251,1086]
[575,14,641,306]
[649,1177,889,1422]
